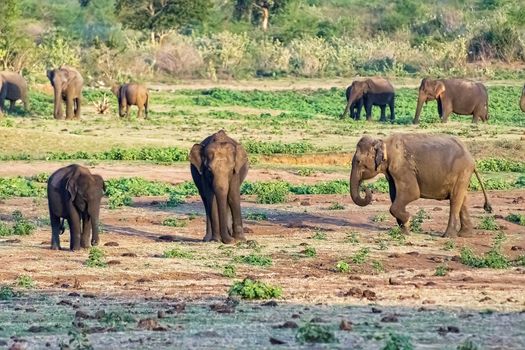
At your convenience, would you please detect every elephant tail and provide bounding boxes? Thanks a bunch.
[59,218,66,235]
[474,168,492,213]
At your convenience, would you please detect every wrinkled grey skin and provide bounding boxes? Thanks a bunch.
[47,164,105,251]
[0,71,28,113]
[190,130,249,244]
[47,66,84,120]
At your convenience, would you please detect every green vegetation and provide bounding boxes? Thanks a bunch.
[86,247,108,268]
[229,278,282,300]
[0,286,18,300]
[241,181,289,204]
[457,340,480,350]
[444,240,456,251]
[234,254,272,267]
[16,275,35,289]
[477,216,500,231]
[382,332,414,350]
[297,168,315,177]
[303,246,317,258]
[435,264,449,277]
[344,231,360,244]
[0,211,36,237]
[506,213,525,226]
[460,233,510,269]
[351,248,370,265]
[372,213,388,223]
[46,147,189,163]
[162,247,194,259]
[410,209,429,233]
[296,323,337,344]
[327,202,345,210]
[222,264,236,278]
[372,260,385,273]
[162,218,188,227]
[0,176,46,198]
[100,311,135,331]
[335,261,350,273]
[388,226,406,244]
[476,158,525,173]
[243,140,314,155]
[310,230,327,240]
[245,212,268,221]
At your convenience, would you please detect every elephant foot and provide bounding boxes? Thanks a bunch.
[442,230,458,238]
[234,234,247,242]
[51,245,60,251]
[221,235,235,245]
[458,228,473,238]
[202,236,213,242]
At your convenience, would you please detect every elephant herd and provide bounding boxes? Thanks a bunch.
[48,129,492,251]
[342,77,521,123]
[0,66,149,119]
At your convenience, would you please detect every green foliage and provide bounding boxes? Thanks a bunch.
[61,329,94,350]
[477,216,500,230]
[16,275,34,289]
[365,178,390,193]
[167,181,199,207]
[222,264,236,278]
[229,278,282,299]
[372,260,385,273]
[234,253,272,267]
[303,246,317,257]
[297,168,315,177]
[243,139,314,155]
[327,202,345,210]
[382,332,414,350]
[86,247,108,268]
[460,233,509,269]
[162,247,193,259]
[351,248,370,264]
[46,146,188,163]
[435,264,449,277]
[410,209,429,233]
[296,323,337,344]
[241,181,289,204]
[444,240,456,251]
[100,311,135,330]
[335,260,350,273]
[245,212,268,221]
[162,218,188,227]
[0,211,36,237]
[344,231,360,244]
[456,340,480,350]
[310,230,327,240]
[476,158,525,172]
[372,213,388,223]
[0,286,18,300]
[506,213,525,226]
[0,176,46,199]
[388,226,406,244]
[291,180,348,195]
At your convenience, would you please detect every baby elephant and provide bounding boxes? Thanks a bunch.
[190,130,249,244]
[350,133,491,237]
[111,83,149,118]
[47,164,105,251]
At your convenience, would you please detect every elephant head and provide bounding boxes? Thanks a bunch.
[346,80,369,110]
[190,130,248,243]
[350,136,388,206]
[520,86,525,112]
[414,78,445,121]
[67,168,106,245]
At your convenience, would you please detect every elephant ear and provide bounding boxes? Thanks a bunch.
[66,171,80,202]
[111,84,121,97]
[373,140,387,171]
[47,70,55,85]
[93,175,106,195]
[435,81,446,99]
[234,144,248,174]
[189,144,203,174]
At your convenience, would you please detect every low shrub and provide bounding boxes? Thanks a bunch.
[241,181,289,204]
[506,213,525,226]
[335,260,350,273]
[382,332,413,350]
[234,254,272,267]
[16,275,35,289]
[86,247,108,268]
[228,278,282,299]
[162,247,193,259]
[296,323,337,344]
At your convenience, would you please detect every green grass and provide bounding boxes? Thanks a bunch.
[351,248,370,265]
[372,260,385,273]
[327,202,345,210]
[16,275,35,289]
[241,181,289,204]
[477,216,500,231]
[0,286,18,300]
[410,209,429,233]
[435,264,449,277]
[242,139,315,155]
[86,247,108,268]
[222,264,236,278]
[302,246,317,257]
[228,278,282,300]
[234,254,272,267]
[0,211,36,237]
[443,240,456,251]
[245,212,268,221]
[162,218,188,227]
[382,332,413,350]
[506,213,525,226]
[335,260,350,273]
[310,230,328,240]
[296,322,337,344]
[388,226,406,243]
[162,247,194,259]
[344,231,360,244]
[372,213,388,223]
[460,233,510,269]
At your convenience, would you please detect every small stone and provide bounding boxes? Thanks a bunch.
[422,300,436,304]
[451,256,461,262]
[388,253,400,258]
[511,246,523,251]
[406,251,420,256]
[310,317,327,323]
[104,241,119,247]
[5,239,21,244]
[429,256,444,263]
[75,310,91,319]
[94,310,106,319]
[68,292,80,297]
[462,276,474,282]
[479,296,492,302]
[425,281,437,286]
[157,310,166,319]
[389,277,401,285]
[27,325,46,333]
[269,337,286,345]
[122,252,138,257]
[136,278,152,283]
[157,235,176,242]
[262,301,278,307]
[381,315,398,323]
[363,289,377,301]
[107,260,121,265]
[82,293,96,299]
[345,287,362,298]
[291,314,300,319]
[433,207,442,211]
[273,321,298,329]
[339,320,353,331]
[243,227,254,233]
[371,307,382,314]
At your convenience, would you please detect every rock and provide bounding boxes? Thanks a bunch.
[363,289,377,301]
[243,227,254,234]
[389,277,401,285]
[406,251,420,256]
[137,318,167,331]
[104,241,119,247]
[27,325,46,333]
[381,315,399,323]
[107,260,121,265]
[300,200,311,206]
[344,287,363,298]
[210,303,234,314]
[339,320,353,331]
[310,317,327,323]
[422,300,436,304]
[438,326,460,335]
[425,281,437,287]
[371,307,382,314]
[451,255,461,262]
[82,293,96,299]
[136,278,152,283]
[462,276,474,282]
[25,308,36,313]
[122,252,138,257]
[429,256,444,263]
[0,340,7,346]
[157,310,166,319]
[291,314,300,319]
[348,275,362,280]
[68,292,80,297]
[75,310,91,319]
[60,283,70,289]
[479,296,492,302]
[413,274,426,278]
[388,253,400,258]
[273,321,298,329]
[5,239,21,244]
[433,207,442,211]
[269,337,286,345]
[511,246,523,251]
[94,310,106,319]
[8,341,28,350]
[262,301,278,307]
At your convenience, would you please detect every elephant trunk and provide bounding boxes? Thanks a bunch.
[341,98,352,119]
[53,85,62,119]
[520,92,525,113]
[413,91,425,124]
[89,207,101,246]
[350,163,372,206]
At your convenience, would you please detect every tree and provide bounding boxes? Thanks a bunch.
[114,0,211,43]
[234,0,290,31]
[0,0,20,34]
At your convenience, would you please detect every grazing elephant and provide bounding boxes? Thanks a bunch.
[349,133,492,237]
[344,77,395,122]
[0,71,28,113]
[190,130,249,244]
[520,86,525,112]
[47,164,105,251]
[341,85,364,120]
[413,78,488,124]
[111,83,149,119]
[47,66,84,120]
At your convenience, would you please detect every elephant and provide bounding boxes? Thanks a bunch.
[341,85,364,120]
[47,66,84,120]
[47,164,105,251]
[520,86,525,112]
[343,77,395,122]
[413,78,488,124]
[0,71,28,113]
[111,83,149,118]
[349,133,492,238]
[190,130,249,244]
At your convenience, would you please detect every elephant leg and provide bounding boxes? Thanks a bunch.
[444,175,469,237]
[209,195,221,242]
[440,98,453,123]
[81,216,92,248]
[74,98,81,119]
[355,103,363,120]
[386,176,404,228]
[458,196,473,237]
[50,214,62,250]
[138,106,143,119]
[365,101,373,121]
[389,181,419,234]
[389,99,395,121]
[67,212,82,251]
[201,194,214,242]
[65,96,74,120]
[228,179,245,241]
[9,100,15,112]
[379,105,386,122]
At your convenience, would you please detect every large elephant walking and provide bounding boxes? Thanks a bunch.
[343,77,395,122]
[0,71,28,113]
[47,66,84,120]
[413,78,488,124]
[47,164,105,251]
[111,83,149,119]
[349,133,491,237]
[190,130,249,244]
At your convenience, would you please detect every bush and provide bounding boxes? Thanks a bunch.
[229,278,282,299]
[162,218,188,227]
[86,247,108,268]
[506,213,525,226]
[382,332,414,350]
[477,216,499,230]
[241,181,289,204]
[460,233,509,269]
[468,22,524,62]
[0,286,18,300]
[0,211,36,236]
[16,275,35,288]
[296,323,337,344]
[162,247,193,259]
[335,261,350,273]
[234,254,272,267]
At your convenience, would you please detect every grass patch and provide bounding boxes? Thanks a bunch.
[435,264,449,277]
[460,233,509,269]
[16,275,35,289]
[162,247,194,259]
[344,231,360,244]
[335,260,350,273]
[234,253,272,267]
[0,286,18,300]
[372,213,388,223]
[477,216,499,231]
[245,212,268,221]
[443,240,456,251]
[388,226,406,244]
[506,213,525,226]
[222,264,236,278]
[162,218,188,227]
[0,211,36,237]
[410,209,429,233]
[243,139,315,155]
[241,181,289,204]
[327,202,345,210]
[296,323,337,344]
[228,278,282,300]
[372,260,385,273]
[86,247,108,268]
[310,230,327,240]
[351,248,370,264]
[302,246,317,257]
[382,332,413,350]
